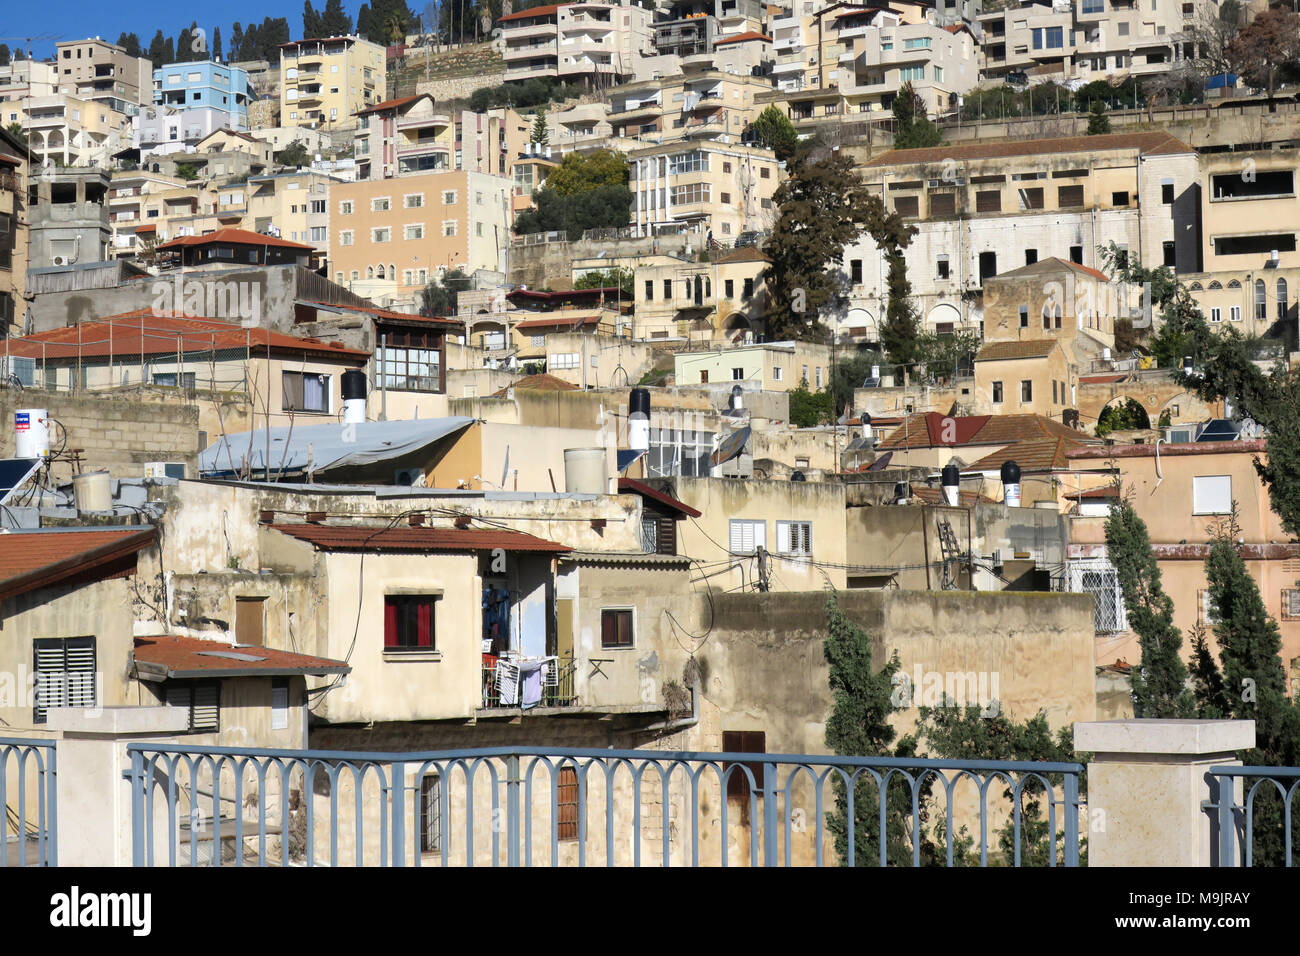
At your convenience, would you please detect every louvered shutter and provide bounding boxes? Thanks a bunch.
[777,522,791,554]
[33,637,96,724]
[191,683,220,731]
[729,520,746,554]
[658,517,676,556]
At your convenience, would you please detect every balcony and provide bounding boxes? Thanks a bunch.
[396,113,451,130]
[482,652,577,711]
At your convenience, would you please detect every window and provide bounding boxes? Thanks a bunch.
[419,774,442,853]
[1255,279,1267,320]
[894,196,919,218]
[1118,21,1129,35]
[236,597,265,646]
[1163,241,1176,268]
[380,342,442,392]
[1069,245,1084,264]
[929,193,955,217]
[724,279,734,298]
[165,682,221,732]
[1210,307,1222,323]
[600,608,634,648]
[311,227,327,243]
[644,280,653,301]
[975,190,1001,213]
[372,227,391,243]
[1230,306,1242,322]
[777,521,812,555]
[730,367,745,381]
[773,366,783,381]
[1282,589,1300,621]
[848,259,864,284]
[641,514,677,555]
[405,224,424,240]
[311,199,326,214]
[384,594,438,651]
[1058,185,1083,208]
[442,190,457,205]
[1199,589,1221,626]
[1111,191,1129,207]
[405,193,424,208]
[743,278,754,299]
[1025,249,1038,266]
[442,221,457,237]
[721,192,731,204]
[1279,279,1289,320]
[670,183,710,205]
[992,381,1004,404]
[33,636,96,724]
[1070,561,1126,633]
[371,197,390,212]
[282,371,330,413]
[1162,182,1175,204]
[1043,301,1061,329]
[1193,475,1232,515]
[271,678,289,731]
[152,372,196,388]
[899,65,924,83]
[556,767,579,841]
[729,519,766,554]
[1215,234,1297,257]
[978,251,997,282]
[722,730,766,801]
[1019,306,1029,328]
[663,279,673,300]
[648,427,714,477]
[937,255,950,279]
[760,167,770,179]
[1020,380,1033,403]
[1017,187,1043,210]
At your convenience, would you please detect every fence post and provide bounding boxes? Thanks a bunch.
[762,761,778,868]
[506,753,521,868]
[1074,719,1255,866]
[391,760,406,867]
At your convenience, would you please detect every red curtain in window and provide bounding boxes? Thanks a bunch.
[417,600,432,648]
[384,600,398,648]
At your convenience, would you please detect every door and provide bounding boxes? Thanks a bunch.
[236,597,266,646]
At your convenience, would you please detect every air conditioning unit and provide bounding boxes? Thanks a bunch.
[144,462,186,479]
[51,255,70,267]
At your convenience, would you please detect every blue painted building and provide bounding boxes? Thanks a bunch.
[152,61,251,130]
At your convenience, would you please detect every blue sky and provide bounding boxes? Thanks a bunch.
[2,1,371,60]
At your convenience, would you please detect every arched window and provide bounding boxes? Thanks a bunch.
[351,270,359,281]
[1227,279,1241,289]
[367,266,374,280]
[377,264,386,279]
[1208,280,1223,290]
[1042,301,1062,330]
[1255,278,1267,320]
[1278,278,1288,320]
[1189,282,1203,291]
[335,272,344,283]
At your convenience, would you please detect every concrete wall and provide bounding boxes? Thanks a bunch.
[0,390,201,483]
[508,234,698,290]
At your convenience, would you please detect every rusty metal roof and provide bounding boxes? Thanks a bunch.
[132,635,350,680]
[0,527,155,601]
[271,524,571,553]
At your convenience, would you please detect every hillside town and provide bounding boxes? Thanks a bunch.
[0,0,1298,881]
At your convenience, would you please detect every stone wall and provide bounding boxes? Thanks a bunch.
[415,73,506,103]
[0,390,202,482]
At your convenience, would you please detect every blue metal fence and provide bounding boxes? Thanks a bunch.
[125,744,1083,867]
[0,737,58,866]
[1208,765,1300,867]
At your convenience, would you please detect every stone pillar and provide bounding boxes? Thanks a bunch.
[1074,719,1255,867]
[47,707,189,866]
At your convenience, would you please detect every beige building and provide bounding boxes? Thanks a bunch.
[632,246,769,342]
[608,69,772,145]
[107,169,194,259]
[280,35,387,131]
[17,94,131,168]
[983,257,1120,366]
[974,339,1075,421]
[247,170,342,253]
[630,140,780,241]
[328,170,512,309]
[674,340,833,392]
[837,131,1198,344]
[1066,439,1300,690]
[0,59,57,103]
[0,128,28,332]
[355,97,530,183]
[499,1,657,86]
[54,37,153,108]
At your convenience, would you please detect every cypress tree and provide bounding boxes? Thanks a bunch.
[1103,495,1194,716]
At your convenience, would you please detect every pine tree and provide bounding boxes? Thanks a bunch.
[163,37,175,65]
[231,24,244,61]
[530,107,549,148]
[148,30,167,68]
[892,82,943,149]
[0,45,10,67]
[1103,495,1194,717]
[321,0,355,36]
[213,27,222,62]
[177,25,193,63]
[1086,99,1111,135]
[879,248,921,371]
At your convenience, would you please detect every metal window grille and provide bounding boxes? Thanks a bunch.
[1068,561,1126,634]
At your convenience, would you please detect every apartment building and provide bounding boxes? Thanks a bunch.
[0,127,27,332]
[633,246,769,341]
[836,131,1198,341]
[674,340,834,390]
[608,68,771,143]
[248,171,342,255]
[329,170,511,309]
[1181,149,1300,342]
[977,0,1212,85]
[54,37,153,109]
[18,94,131,168]
[279,35,387,130]
[107,169,191,258]
[544,102,613,154]
[713,31,774,77]
[28,167,111,269]
[153,60,251,129]
[499,1,657,86]
[355,96,529,182]
[0,59,57,102]
[134,106,240,157]
[630,139,780,240]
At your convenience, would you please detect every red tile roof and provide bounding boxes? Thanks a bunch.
[976,340,1060,361]
[305,300,461,328]
[714,31,772,45]
[617,478,702,517]
[272,524,571,553]
[1068,439,1267,460]
[716,246,770,264]
[156,228,314,251]
[5,312,370,362]
[492,373,580,397]
[0,528,155,602]
[966,437,1084,472]
[514,314,602,330]
[500,3,564,22]
[1079,373,1127,385]
[877,412,1087,450]
[132,635,350,679]
[355,94,431,117]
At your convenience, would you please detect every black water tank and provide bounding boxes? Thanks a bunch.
[629,387,651,418]
[341,370,367,401]
[1000,461,1021,487]
[941,462,960,490]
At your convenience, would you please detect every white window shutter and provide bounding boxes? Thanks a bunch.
[271,684,289,730]
[777,522,791,554]
[753,521,766,551]
[730,520,744,553]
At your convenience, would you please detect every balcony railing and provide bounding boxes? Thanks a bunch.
[0,737,58,867]
[1208,766,1299,866]
[481,651,576,710]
